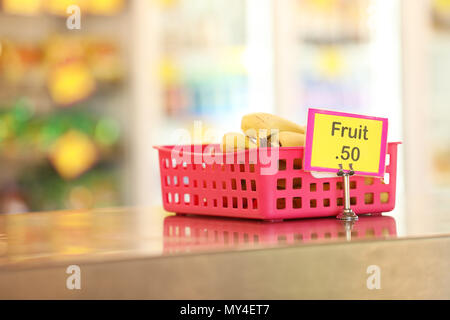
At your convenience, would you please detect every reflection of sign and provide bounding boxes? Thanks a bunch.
[304,108,388,177]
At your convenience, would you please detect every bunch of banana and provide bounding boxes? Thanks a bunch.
[221,113,307,152]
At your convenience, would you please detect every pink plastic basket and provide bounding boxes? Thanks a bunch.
[155,142,400,220]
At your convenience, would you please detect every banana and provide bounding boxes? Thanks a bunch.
[221,132,257,153]
[277,131,306,147]
[241,113,306,139]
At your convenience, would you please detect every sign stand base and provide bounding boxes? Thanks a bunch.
[336,164,358,221]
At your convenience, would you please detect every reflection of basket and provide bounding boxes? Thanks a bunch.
[163,215,397,253]
[155,142,400,220]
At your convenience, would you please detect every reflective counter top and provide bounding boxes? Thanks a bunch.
[0,201,449,299]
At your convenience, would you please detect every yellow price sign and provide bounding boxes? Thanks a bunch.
[304,109,388,177]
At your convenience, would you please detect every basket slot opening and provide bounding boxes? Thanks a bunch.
[337,182,343,190]
[380,192,389,203]
[203,197,208,206]
[213,199,218,207]
[252,198,258,209]
[212,181,217,189]
[249,164,255,173]
[251,180,256,191]
[323,182,330,191]
[222,197,228,208]
[276,198,286,209]
[241,179,247,191]
[350,181,356,189]
[293,158,302,170]
[337,198,344,206]
[310,199,317,208]
[293,178,302,189]
[323,198,330,207]
[365,193,374,204]
[167,193,172,203]
[310,183,317,192]
[350,197,357,205]
[166,176,171,186]
[203,180,207,188]
[232,197,238,208]
[183,176,189,186]
[184,194,190,204]
[193,195,199,206]
[173,176,179,186]
[294,233,303,242]
[254,235,259,243]
[193,180,198,188]
[174,193,180,204]
[293,197,302,209]
[231,179,237,190]
[277,179,286,190]
[222,181,227,190]
[278,159,286,171]
[242,198,248,209]
[240,164,245,172]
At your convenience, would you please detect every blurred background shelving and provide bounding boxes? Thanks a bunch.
[0,0,131,213]
[430,0,450,190]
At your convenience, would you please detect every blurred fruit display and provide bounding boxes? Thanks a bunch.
[2,0,43,15]
[0,98,123,213]
[47,61,96,106]
[0,35,124,106]
[1,0,125,16]
[0,2,126,214]
[433,0,450,29]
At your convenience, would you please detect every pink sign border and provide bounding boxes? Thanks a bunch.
[304,108,389,177]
